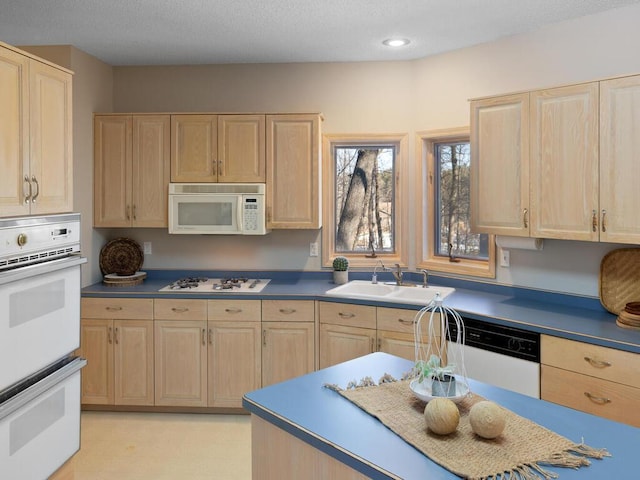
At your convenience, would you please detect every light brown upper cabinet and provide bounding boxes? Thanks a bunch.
[471,93,530,236]
[94,114,170,227]
[0,43,72,218]
[171,114,265,183]
[529,83,599,241]
[599,75,640,244]
[266,114,322,229]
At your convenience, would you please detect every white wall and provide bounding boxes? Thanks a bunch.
[411,3,640,295]
[28,4,640,295]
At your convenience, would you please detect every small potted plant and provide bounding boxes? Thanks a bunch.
[415,354,457,397]
[332,256,349,285]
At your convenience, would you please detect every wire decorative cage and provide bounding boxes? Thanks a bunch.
[410,292,471,403]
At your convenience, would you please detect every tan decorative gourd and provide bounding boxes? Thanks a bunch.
[469,401,506,439]
[424,397,460,435]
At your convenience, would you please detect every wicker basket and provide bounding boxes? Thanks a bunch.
[599,248,640,315]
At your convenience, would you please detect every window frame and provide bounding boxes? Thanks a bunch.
[322,133,408,269]
[416,127,496,278]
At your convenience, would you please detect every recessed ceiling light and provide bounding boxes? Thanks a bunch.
[383,38,410,47]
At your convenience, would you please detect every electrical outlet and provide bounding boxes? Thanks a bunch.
[309,242,319,257]
[499,248,510,267]
[143,242,152,255]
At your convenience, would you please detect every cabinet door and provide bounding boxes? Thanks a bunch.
[0,46,29,217]
[266,114,321,229]
[155,320,208,407]
[470,93,529,236]
[600,75,640,244]
[377,330,415,361]
[319,323,376,369]
[79,319,114,405]
[28,59,73,215]
[132,115,170,227]
[530,83,599,241]
[171,114,218,182]
[94,115,132,227]
[262,322,315,387]
[114,320,154,406]
[218,115,265,183]
[207,321,261,407]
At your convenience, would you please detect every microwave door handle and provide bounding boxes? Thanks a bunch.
[237,197,244,232]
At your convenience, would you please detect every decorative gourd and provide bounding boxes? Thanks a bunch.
[469,401,506,439]
[423,397,460,435]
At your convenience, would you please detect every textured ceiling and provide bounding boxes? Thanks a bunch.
[2,0,639,65]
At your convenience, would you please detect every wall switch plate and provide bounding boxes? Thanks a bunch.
[143,242,152,255]
[309,242,319,257]
[499,248,510,267]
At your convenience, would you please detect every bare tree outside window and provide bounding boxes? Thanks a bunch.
[334,146,395,253]
[435,142,488,260]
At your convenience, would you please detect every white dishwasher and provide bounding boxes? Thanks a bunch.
[447,317,540,398]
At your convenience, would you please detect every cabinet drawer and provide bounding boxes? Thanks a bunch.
[262,300,314,322]
[377,307,441,335]
[541,335,639,388]
[154,299,207,320]
[208,299,261,321]
[81,298,153,319]
[541,365,640,427]
[319,302,376,329]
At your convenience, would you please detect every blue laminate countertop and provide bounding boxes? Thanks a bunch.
[82,270,640,354]
[243,352,639,480]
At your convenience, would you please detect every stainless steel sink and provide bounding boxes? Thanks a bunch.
[324,280,455,306]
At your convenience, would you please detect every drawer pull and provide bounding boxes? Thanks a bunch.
[398,318,415,325]
[225,308,242,314]
[584,392,611,405]
[106,306,123,312]
[172,307,189,313]
[279,308,297,314]
[338,312,355,319]
[583,356,611,368]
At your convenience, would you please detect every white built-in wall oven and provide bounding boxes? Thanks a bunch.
[0,213,87,480]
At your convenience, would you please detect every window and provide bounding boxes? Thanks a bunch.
[417,128,495,277]
[323,134,408,268]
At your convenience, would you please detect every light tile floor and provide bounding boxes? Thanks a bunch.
[73,412,252,480]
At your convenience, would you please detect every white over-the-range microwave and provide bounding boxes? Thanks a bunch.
[168,183,269,234]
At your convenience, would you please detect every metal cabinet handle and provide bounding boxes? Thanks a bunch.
[584,392,611,404]
[133,204,137,220]
[208,328,213,345]
[370,337,375,352]
[218,160,223,176]
[201,328,206,346]
[171,307,189,313]
[583,356,611,368]
[106,306,123,312]
[31,176,39,202]
[601,209,607,233]
[225,308,242,313]
[108,326,113,344]
[114,327,119,345]
[23,175,32,204]
[338,312,355,319]
[398,318,415,325]
[377,338,382,351]
[279,308,296,314]
[262,329,267,346]
[126,205,131,220]
[523,208,528,228]
[592,210,598,232]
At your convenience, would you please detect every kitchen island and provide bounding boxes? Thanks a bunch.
[243,352,639,479]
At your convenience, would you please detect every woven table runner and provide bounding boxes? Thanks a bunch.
[327,377,609,480]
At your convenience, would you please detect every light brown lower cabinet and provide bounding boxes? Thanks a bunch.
[261,300,315,387]
[319,301,376,369]
[79,298,154,406]
[541,334,640,427]
[207,299,262,408]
